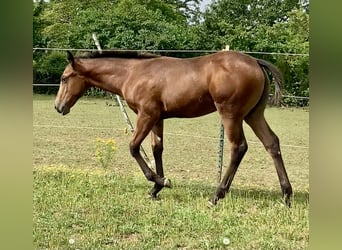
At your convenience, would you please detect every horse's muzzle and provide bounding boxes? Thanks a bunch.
[55,104,70,115]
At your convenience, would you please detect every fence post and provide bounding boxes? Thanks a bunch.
[217,45,230,182]
[217,123,224,183]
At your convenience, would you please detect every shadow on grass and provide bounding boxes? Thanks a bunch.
[227,187,309,206]
[154,181,309,206]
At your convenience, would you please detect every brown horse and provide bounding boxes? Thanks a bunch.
[55,50,292,207]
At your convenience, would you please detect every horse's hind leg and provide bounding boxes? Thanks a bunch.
[149,120,168,198]
[245,113,293,207]
[209,116,248,205]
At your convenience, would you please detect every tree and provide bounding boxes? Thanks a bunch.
[39,0,201,50]
[254,7,309,102]
[33,0,48,48]
[198,0,309,104]
[33,0,203,93]
[33,0,309,105]
[200,0,300,50]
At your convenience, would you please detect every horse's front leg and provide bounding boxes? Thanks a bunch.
[129,113,171,191]
[149,120,171,198]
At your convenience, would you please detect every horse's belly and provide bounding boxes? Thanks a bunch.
[161,95,216,118]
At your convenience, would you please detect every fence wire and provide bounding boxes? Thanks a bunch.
[33,124,308,150]
[33,47,309,57]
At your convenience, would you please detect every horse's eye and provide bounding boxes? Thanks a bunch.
[61,77,67,84]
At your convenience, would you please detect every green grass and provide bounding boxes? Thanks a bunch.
[33,95,309,249]
[34,166,308,249]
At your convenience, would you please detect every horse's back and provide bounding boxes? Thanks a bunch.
[125,51,266,119]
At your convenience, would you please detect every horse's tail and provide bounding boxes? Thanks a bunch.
[256,59,283,106]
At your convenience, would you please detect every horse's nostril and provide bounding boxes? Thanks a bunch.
[55,105,62,113]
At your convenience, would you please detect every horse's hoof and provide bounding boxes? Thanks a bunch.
[163,178,172,188]
[207,198,217,207]
[285,197,291,208]
[147,193,160,201]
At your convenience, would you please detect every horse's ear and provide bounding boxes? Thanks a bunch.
[66,51,75,66]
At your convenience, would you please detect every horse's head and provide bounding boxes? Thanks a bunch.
[54,51,89,115]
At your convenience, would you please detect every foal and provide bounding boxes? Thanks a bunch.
[55,50,292,207]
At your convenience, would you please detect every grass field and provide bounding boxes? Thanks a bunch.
[33,95,309,249]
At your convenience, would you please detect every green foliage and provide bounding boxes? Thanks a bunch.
[33,0,309,106]
[33,50,66,94]
[200,0,300,50]
[199,1,309,103]
[85,87,110,98]
[33,0,48,48]
[255,8,309,103]
[39,0,195,50]
[33,0,203,94]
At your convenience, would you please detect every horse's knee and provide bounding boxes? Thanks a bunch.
[129,143,140,157]
[232,140,248,158]
[265,136,281,157]
[239,141,248,155]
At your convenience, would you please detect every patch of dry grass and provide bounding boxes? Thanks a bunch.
[33,95,309,192]
[33,95,309,249]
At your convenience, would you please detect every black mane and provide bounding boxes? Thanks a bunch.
[77,50,160,59]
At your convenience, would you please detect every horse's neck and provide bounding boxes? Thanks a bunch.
[84,59,131,96]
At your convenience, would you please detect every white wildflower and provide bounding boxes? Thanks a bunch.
[223,237,230,245]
